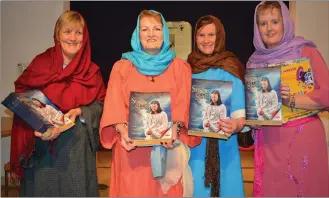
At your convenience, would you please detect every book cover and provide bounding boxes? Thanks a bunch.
[188,79,232,139]
[245,67,283,125]
[1,90,74,135]
[129,92,173,146]
[268,58,319,123]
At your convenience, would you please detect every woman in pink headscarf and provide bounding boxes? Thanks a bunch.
[247,1,329,196]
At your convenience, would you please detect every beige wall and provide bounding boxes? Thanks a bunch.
[290,1,329,160]
[290,1,329,64]
[0,1,69,177]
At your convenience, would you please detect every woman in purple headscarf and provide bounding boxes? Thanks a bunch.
[247,1,329,197]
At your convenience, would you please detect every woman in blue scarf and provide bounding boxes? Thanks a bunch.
[187,15,246,197]
[99,10,201,196]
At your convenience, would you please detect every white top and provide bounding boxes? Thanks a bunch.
[256,90,279,120]
[202,103,227,132]
[145,111,169,139]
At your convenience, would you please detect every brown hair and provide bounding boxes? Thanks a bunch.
[139,10,163,25]
[210,90,222,106]
[261,77,273,92]
[187,15,245,81]
[55,11,85,41]
[256,1,282,24]
[149,100,163,114]
[195,16,216,35]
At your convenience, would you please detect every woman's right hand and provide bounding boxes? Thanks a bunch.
[204,122,210,127]
[34,127,60,141]
[116,124,137,151]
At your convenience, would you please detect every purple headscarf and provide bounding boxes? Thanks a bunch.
[247,1,316,68]
[248,2,317,197]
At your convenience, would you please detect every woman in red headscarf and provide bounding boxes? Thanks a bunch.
[10,11,106,196]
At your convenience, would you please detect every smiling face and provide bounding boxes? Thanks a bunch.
[257,8,283,49]
[58,23,83,63]
[196,23,216,55]
[261,80,269,91]
[150,103,159,113]
[210,93,219,104]
[139,16,163,55]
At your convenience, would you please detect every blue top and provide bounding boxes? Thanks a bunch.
[189,68,245,197]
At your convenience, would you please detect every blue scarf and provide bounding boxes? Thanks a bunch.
[121,10,175,76]
[122,10,177,179]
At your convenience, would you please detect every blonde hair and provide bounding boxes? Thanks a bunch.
[139,10,163,25]
[55,11,84,41]
[256,1,282,24]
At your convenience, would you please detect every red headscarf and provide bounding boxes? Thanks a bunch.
[10,11,106,178]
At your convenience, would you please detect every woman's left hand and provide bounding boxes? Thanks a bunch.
[34,127,60,141]
[64,108,82,123]
[161,124,178,150]
[281,84,291,106]
[218,118,238,137]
